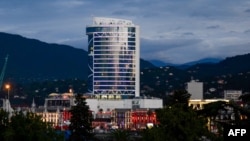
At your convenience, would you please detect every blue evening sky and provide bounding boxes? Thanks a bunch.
[1,0,250,64]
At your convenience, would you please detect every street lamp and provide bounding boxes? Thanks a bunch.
[5,84,10,100]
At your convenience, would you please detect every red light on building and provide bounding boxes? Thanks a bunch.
[62,110,71,121]
[131,110,157,129]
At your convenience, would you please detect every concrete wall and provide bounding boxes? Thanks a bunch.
[187,80,203,100]
[86,98,163,113]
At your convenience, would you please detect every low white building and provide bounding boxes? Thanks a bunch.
[87,97,163,113]
[187,80,203,100]
[36,93,163,125]
[224,90,242,101]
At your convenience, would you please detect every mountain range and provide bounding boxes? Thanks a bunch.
[150,58,222,68]
[1,32,250,95]
[0,32,155,84]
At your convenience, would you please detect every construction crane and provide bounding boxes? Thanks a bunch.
[0,54,9,90]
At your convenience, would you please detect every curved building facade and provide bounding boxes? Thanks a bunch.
[86,17,140,98]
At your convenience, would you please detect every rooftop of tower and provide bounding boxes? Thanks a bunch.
[92,17,134,26]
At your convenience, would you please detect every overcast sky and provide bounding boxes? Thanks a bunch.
[1,0,250,64]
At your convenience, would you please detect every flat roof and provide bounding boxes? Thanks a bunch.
[92,17,134,26]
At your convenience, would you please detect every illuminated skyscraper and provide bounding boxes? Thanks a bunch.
[86,17,140,98]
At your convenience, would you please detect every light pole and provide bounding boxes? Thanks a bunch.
[5,84,10,100]
[5,84,11,115]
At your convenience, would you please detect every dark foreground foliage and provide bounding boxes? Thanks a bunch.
[0,110,63,141]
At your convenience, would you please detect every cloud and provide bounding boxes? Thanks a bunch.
[182,32,194,36]
[140,38,205,64]
[1,0,250,64]
[52,0,86,8]
[244,29,250,34]
[245,9,250,13]
[206,25,220,29]
[112,10,135,16]
[210,42,250,57]
[59,37,87,50]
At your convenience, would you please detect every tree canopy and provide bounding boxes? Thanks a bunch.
[0,110,63,141]
[142,89,220,141]
[69,93,93,141]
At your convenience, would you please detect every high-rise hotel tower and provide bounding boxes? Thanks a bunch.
[86,17,140,99]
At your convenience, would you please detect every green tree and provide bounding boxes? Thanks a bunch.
[69,93,93,141]
[197,100,250,140]
[111,129,130,141]
[1,111,63,141]
[164,89,191,106]
[239,93,250,106]
[142,126,166,141]
[0,109,9,141]
[142,89,217,141]
[143,103,214,141]
[155,105,211,141]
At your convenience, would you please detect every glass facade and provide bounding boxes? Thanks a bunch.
[86,17,140,98]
